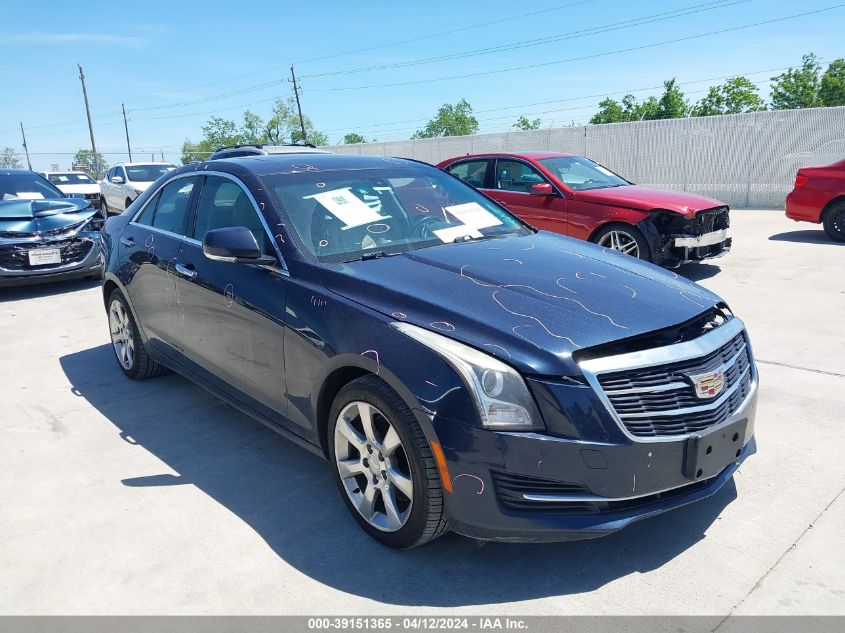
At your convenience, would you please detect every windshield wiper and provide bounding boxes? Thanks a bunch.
[358,250,393,261]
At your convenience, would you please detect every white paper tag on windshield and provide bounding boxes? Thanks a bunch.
[433,224,483,243]
[595,165,616,177]
[310,187,383,228]
[444,202,503,229]
[16,192,44,199]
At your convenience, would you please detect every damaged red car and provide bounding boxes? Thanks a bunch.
[437,152,731,267]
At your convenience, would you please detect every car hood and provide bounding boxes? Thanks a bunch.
[0,198,96,236]
[321,232,723,375]
[574,184,725,216]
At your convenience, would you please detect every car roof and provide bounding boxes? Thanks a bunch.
[44,171,89,175]
[1,168,39,175]
[204,153,423,177]
[444,151,578,162]
[115,161,175,166]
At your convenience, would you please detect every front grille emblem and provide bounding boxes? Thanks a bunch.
[688,370,725,398]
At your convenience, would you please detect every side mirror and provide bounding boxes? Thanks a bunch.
[529,182,555,196]
[202,226,276,265]
[110,176,124,184]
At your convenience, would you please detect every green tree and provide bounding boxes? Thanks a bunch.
[819,58,845,106]
[590,97,628,124]
[770,53,823,109]
[342,132,367,144]
[413,99,479,138]
[512,115,542,130]
[265,97,327,146]
[0,147,22,168]
[654,79,686,119]
[240,110,266,143]
[693,76,766,116]
[72,149,108,178]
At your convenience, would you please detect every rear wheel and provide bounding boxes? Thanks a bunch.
[823,202,845,242]
[328,375,448,548]
[107,289,167,379]
[592,223,651,261]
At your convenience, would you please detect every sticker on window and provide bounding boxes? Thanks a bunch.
[433,224,482,243]
[15,192,45,199]
[444,202,503,230]
[307,187,384,229]
[594,165,616,177]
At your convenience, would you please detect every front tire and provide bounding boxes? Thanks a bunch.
[328,375,448,548]
[823,202,845,242]
[107,289,167,380]
[592,223,651,261]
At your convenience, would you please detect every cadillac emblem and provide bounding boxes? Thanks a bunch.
[689,370,725,398]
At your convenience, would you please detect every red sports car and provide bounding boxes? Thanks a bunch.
[785,160,845,242]
[437,152,731,267]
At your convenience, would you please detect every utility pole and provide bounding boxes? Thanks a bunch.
[19,122,32,170]
[77,64,99,177]
[290,66,308,145]
[121,103,132,162]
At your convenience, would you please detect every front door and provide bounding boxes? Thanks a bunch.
[175,175,289,419]
[486,159,568,234]
[119,175,200,362]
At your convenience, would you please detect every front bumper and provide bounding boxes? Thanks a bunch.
[0,235,103,287]
[430,319,758,542]
[641,207,732,267]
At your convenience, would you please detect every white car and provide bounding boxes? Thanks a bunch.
[40,171,103,214]
[100,162,176,214]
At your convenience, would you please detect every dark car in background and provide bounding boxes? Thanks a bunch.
[438,152,732,268]
[101,154,757,547]
[785,159,845,241]
[0,169,102,287]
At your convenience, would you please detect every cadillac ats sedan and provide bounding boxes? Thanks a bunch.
[100,154,757,547]
[438,152,732,268]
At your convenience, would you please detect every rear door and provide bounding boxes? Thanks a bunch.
[175,174,289,419]
[118,175,200,362]
[489,158,568,233]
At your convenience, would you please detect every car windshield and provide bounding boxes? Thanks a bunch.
[0,172,64,200]
[48,173,95,185]
[125,164,175,182]
[538,156,629,191]
[263,165,531,263]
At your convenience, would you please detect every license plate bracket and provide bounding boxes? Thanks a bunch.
[683,418,747,480]
[27,248,62,266]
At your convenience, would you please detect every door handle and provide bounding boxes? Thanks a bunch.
[175,263,197,280]
[119,236,135,247]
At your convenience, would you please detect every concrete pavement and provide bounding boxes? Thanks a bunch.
[0,210,842,615]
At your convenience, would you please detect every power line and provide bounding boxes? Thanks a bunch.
[302,0,745,80]
[303,4,845,92]
[118,0,597,107]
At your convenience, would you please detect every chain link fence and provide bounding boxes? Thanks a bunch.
[328,106,845,209]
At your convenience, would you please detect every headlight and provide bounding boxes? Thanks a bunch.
[391,322,544,431]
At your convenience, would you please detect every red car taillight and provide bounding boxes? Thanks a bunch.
[794,174,809,187]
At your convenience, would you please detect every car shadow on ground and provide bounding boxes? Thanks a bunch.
[676,263,721,282]
[769,229,843,245]
[60,344,736,607]
[0,278,100,303]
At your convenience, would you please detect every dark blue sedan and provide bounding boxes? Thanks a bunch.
[100,154,758,547]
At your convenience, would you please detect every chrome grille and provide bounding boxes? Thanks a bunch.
[581,319,755,439]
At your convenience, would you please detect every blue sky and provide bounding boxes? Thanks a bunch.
[0,0,842,171]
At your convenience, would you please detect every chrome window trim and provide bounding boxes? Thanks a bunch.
[578,317,758,443]
[129,169,288,274]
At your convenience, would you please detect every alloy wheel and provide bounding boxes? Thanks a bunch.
[597,229,640,257]
[333,401,413,532]
[109,299,135,370]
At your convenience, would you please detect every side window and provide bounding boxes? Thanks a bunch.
[495,160,547,193]
[193,176,273,255]
[446,160,489,188]
[107,167,115,181]
[134,192,158,226]
[116,167,127,181]
[150,178,197,235]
